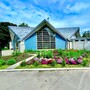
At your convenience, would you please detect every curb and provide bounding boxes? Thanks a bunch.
[0,68,90,72]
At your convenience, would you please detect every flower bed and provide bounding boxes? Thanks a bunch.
[19,49,90,68]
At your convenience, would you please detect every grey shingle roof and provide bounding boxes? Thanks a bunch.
[22,19,67,41]
[8,20,79,41]
[9,26,34,40]
[56,27,79,39]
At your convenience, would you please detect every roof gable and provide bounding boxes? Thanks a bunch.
[8,26,34,40]
[23,19,67,41]
[56,27,79,39]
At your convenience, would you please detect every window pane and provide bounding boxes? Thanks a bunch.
[37,42,42,49]
[51,42,55,49]
[51,36,55,41]
[43,42,50,49]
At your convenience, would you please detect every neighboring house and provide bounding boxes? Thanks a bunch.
[8,19,80,52]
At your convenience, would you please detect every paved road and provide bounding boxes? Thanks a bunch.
[0,70,90,90]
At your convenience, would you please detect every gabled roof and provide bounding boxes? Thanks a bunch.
[8,26,34,40]
[8,19,79,41]
[22,19,67,41]
[56,27,79,39]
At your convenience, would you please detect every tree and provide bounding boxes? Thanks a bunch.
[0,22,17,56]
[19,22,29,27]
[82,31,90,37]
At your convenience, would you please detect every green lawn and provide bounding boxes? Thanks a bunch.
[0,65,10,69]
[16,64,87,69]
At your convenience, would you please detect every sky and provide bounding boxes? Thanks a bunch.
[0,0,90,34]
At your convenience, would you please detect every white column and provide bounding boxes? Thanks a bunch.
[9,42,13,50]
[19,41,25,52]
[72,40,75,49]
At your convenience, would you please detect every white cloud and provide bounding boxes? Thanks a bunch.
[64,2,90,14]
[0,0,90,33]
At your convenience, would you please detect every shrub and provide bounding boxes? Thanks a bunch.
[45,50,53,59]
[0,60,5,66]
[82,60,88,66]
[61,60,66,67]
[41,50,46,58]
[20,61,26,66]
[7,58,16,65]
[51,60,57,67]
[37,51,41,58]
[12,50,21,56]
[33,61,39,67]
[58,49,63,56]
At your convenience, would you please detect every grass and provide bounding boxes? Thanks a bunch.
[0,65,10,69]
[16,64,87,69]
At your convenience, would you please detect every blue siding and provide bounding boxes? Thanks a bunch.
[55,34,66,49]
[25,33,37,50]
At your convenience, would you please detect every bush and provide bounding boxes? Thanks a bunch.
[51,60,57,67]
[61,60,66,67]
[33,61,39,67]
[58,49,63,56]
[7,58,16,65]
[82,60,88,66]
[0,60,5,66]
[12,50,21,56]
[20,61,26,66]
[37,51,41,58]
[46,50,53,59]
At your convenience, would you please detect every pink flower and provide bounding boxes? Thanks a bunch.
[47,60,53,64]
[77,58,82,64]
[33,58,39,61]
[41,59,48,64]
[69,58,77,65]
[57,58,62,64]
[71,60,77,64]
[65,58,70,64]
